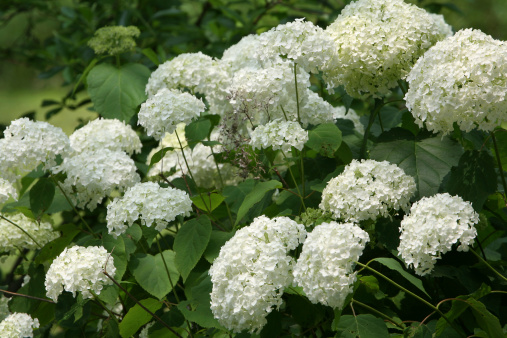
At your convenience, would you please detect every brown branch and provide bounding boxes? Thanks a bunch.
[0,288,55,303]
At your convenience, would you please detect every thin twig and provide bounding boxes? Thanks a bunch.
[0,288,54,303]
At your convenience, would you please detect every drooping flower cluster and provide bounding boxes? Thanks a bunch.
[398,193,478,276]
[0,212,58,254]
[106,182,192,237]
[293,222,369,309]
[0,118,70,182]
[320,159,416,222]
[209,216,306,333]
[405,29,507,134]
[45,245,116,302]
[250,119,308,152]
[0,178,17,205]
[138,88,205,139]
[52,149,140,210]
[325,0,452,97]
[88,25,140,55]
[0,313,39,338]
[69,118,142,155]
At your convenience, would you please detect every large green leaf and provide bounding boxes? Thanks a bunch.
[87,63,151,122]
[370,129,463,198]
[203,230,235,263]
[335,314,389,338]
[102,234,127,280]
[119,298,162,338]
[373,258,429,297]
[441,150,497,211]
[191,192,224,213]
[185,115,220,149]
[29,178,55,219]
[129,250,180,300]
[174,216,212,281]
[307,123,342,157]
[235,180,283,225]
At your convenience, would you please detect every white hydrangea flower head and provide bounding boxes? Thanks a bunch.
[53,149,140,210]
[293,221,369,309]
[0,312,39,338]
[325,0,452,98]
[70,118,141,155]
[0,212,58,254]
[138,88,205,140]
[0,178,17,205]
[405,29,507,134]
[209,216,306,333]
[0,118,71,182]
[332,105,364,134]
[320,159,416,222]
[298,90,335,127]
[221,34,266,74]
[45,245,116,302]
[106,182,192,237]
[0,296,10,322]
[256,18,337,74]
[250,119,308,152]
[398,193,478,276]
[228,59,311,126]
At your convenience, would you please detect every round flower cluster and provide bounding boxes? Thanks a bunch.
[320,159,416,222]
[138,88,205,140]
[293,221,369,309]
[88,25,140,55]
[0,313,39,338]
[0,212,58,254]
[405,29,507,134]
[69,118,142,155]
[256,18,337,74]
[325,0,452,97]
[0,178,17,205]
[250,119,308,152]
[106,182,193,237]
[398,193,478,276]
[209,216,306,333]
[221,34,265,74]
[0,118,70,182]
[45,245,116,302]
[53,149,140,210]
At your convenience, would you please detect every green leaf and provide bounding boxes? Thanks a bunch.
[87,63,150,122]
[185,117,212,149]
[370,129,463,198]
[494,129,507,169]
[442,150,497,211]
[373,258,430,298]
[35,224,80,265]
[149,147,175,166]
[119,298,162,338]
[141,48,160,65]
[203,230,235,263]
[335,314,389,338]
[191,192,224,212]
[235,180,283,225]
[359,275,380,294]
[102,234,127,280]
[129,250,180,300]
[307,123,342,157]
[467,298,504,338]
[29,178,55,218]
[174,216,212,281]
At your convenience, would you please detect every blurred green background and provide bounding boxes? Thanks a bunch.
[1,0,506,134]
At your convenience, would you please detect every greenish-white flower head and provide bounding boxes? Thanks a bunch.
[405,28,507,134]
[320,159,416,222]
[106,182,192,237]
[0,313,39,338]
[0,178,17,206]
[250,119,308,152]
[45,245,116,302]
[293,221,369,309]
[88,25,140,55]
[398,193,478,276]
[325,0,452,98]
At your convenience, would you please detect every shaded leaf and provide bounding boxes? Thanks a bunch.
[203,230,235,263]
[335,314,389,338]
[30,178,55,218]
[119,298,162,338]
[373,258,429,297]
[191,192,224,212]
[307,123,342,157]
[235,180,282,225]
[149,147,175,166]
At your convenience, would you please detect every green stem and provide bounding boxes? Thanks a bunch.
[397,80,408,96]
[0,215,42,248]
[470,248,507,282]
[208,140,234,227]
[293,62,301,126]
[360,99,383,160]
[281,149,306,211]
[91,290,119,324]
[351,299,404,329]
[491,132,507,197]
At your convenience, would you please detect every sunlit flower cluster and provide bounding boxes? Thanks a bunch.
[0,178,17,205]
[69,118,142,155]
[0,312,39,338]
[88,25,140,55]
[325,0,452,97]
[53,149,140,210]
[405,28,507,134]
[320,159,416,222]
[106,182,192,237]
[209,216,306,333]
[293,221,369,309]
[398,193,478,276]
[45,245,116,302]
[250,119,308,152]
[221,34,265,74]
